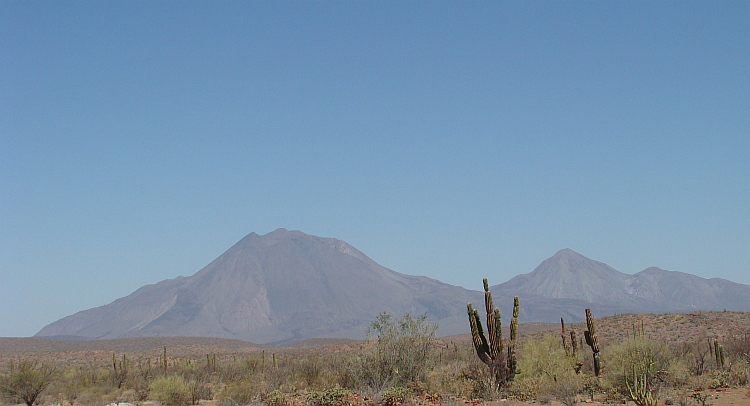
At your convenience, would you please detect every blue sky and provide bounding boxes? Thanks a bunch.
[1,1,748,338]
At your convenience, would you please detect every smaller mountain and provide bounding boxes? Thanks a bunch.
[491,249,750,322]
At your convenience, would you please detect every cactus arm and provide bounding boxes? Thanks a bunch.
[485,291,499,358]
[585,308,601,376]
[474,309,490,356]
[468,303,492,364]
[493,308,502,356]
[510,296,519,342]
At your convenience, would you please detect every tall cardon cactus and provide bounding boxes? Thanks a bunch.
[584,308,602,377]
[467,278,518,388]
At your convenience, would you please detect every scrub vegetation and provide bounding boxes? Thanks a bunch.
[1,311,749,406]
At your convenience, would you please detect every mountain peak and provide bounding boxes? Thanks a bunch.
[36,229,481,344]
[549,248,587,263]
[496,249,630,303]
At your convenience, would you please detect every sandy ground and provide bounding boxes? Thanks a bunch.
[480,387,750,406]
[3,387,747,406]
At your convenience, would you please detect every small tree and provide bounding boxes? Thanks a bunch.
[359,312,437,390]
[0,360,57,406]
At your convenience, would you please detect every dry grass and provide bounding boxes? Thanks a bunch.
[1,312,749,406]
[518,311,750,345]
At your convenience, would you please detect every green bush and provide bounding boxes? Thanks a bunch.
[604,334,683,400]
[263,389,288,406]
[518,333,578,381]
[306,388,353,406]
[0,360,58,406]
[358,312,437,391]
[149,375,191,405]
[217,379,259,406]
[503,333,579,401]
[381,386,412,406]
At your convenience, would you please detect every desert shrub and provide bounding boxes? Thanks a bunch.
[518,333,579,380]
[701,366,747,389]
[186,376,212,404]
[424,358,491,399]
[674,341,712,377]
[0,360,58,406]
[149,375,191,405]
[504,333,579,401]
[306,388,353,406]
[287,353,342,390]
[405,380,426,395]
[263,389,289,406]
[604,334,683,400]
[298,357,322,387]
[503,377,539,401]
[357,312,437,391]
[421,343,494,399]
[217,379,261,405]
[543,374,583,406]
[381,386,412,406]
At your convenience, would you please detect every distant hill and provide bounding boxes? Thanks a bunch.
[36,229,482,344]
[35,231,750,343]
[491,249,750,322]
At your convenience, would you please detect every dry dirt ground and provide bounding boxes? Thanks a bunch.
[408,388,750,406]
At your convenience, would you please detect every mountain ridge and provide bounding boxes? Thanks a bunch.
[491,248,750,322]
[36,231,750,343]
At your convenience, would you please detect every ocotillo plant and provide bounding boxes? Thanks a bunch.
[584,308,602,377]
[467,278,518,387]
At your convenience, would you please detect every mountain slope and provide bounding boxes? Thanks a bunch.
[492,249,750,322]
[36,238,750,342]
[36,229,482,344]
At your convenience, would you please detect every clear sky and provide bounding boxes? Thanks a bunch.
[1,1,748,338]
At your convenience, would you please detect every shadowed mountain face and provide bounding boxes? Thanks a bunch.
[36,229,482,344]
[491,249,750,322]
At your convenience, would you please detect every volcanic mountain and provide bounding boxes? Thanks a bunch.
[36,232,750,343]
[35,229,482,344]
[490,248,750,322]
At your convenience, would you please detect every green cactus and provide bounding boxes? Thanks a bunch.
[508,295,519,374]
[467,278,518,388]
[570,330,578,357]
[584,308,602,377]
[626,364,658,406]
[714,340,725,369]
[560,318,569,355]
